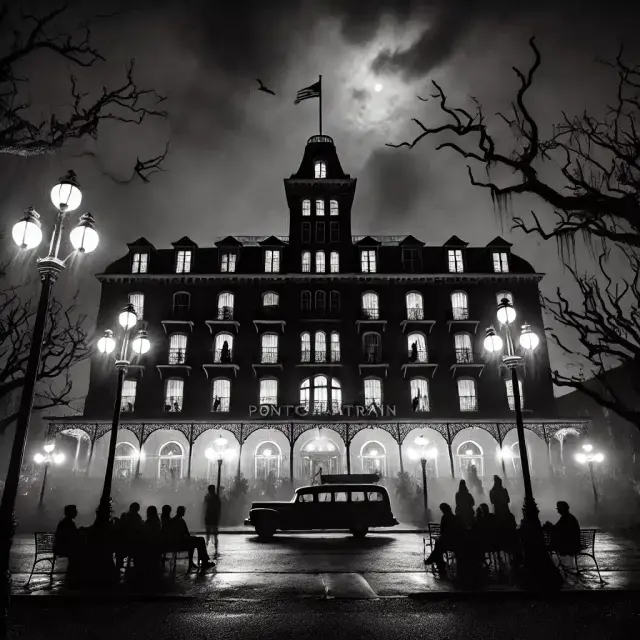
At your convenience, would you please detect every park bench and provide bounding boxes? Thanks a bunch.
[26,532,59,586]
[546,528,603,583]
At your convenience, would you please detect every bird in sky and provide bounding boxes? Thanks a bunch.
[256,78,276,95]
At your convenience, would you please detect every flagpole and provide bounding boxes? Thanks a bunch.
[319,75,322,135]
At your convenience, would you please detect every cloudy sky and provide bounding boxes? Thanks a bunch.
[1,0,639,402]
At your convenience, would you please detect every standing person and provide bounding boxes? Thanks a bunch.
[489,476,512,523]
[203,485,221,557]
[54,505,84,581]
[455,480,475,529]
[174,506,214,570]
[467,464,485,499]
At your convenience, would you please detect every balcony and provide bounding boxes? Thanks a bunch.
[168,348,187,365]
[356,308,387,334]
[120,396,136,413]
[459,396,478,412]
[156,348,191,379]
[400,307,436,334]
[161,308,194,333]
[300,307,340,322]
[450,347,484,377]
[298,349,342,367]
[211,397,230,412]
[401,350,438,379]
[259,396,278,406]
[202,349,240,378]
[252,347,283,376]
[447,309,479,334]
[164,395,183,413]
[206,307,240,334]
[304,400,342,416]
[359,350,389,377]
[253,306,286,332]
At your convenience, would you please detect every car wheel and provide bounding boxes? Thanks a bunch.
[351,525,369,539]
[255,520,276,540]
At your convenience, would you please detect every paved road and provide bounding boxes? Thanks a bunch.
[8,596,639,640]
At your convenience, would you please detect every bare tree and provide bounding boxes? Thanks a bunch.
[0,288,90,435]
[388,38,640,432]
[0,4,168,181]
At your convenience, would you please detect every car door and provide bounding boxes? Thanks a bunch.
[291,490,315,530]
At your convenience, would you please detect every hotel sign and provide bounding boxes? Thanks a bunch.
[249,404,397,418]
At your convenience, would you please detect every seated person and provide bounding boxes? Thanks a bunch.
[116,502,144,568]
[425,503,460,573]
[473,503,497,550]
[544,501,581,556]
[172,506,214,570]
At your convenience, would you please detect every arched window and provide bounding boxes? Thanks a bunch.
[301,290,311,311]
[261,333,279,363]
[331,378,342,414]
[330,251,339,273]
[158,441,184,481]
[330,290,340,313]
[363,332,382,363]
[457,378,477,412]
[330,332,340,363]
[263,291,278,308]
[362,292,379,320]
[301,437,340,479]
[169,333,187,364]
[217,292,234,320]
[410,378,429,412]
[259,378,278,405]
[451,291,468,320]
[405,291,423,320]
[497,291,514,307]
[128,292,144,321]
[300,378,311,411]
[407,332,427,362]
[301,332,311,363]
[214,332,234,363]
[314,331,326,363]
[302,199,311,216]
[315,290,326,312]
[255,441,282,480]
[361,441,386,476]
[364,377,383,408]
[300,376,341,415]
[313,375,328,414]
[509,441,531,476]
[173,291,190,317]
[316,199,325,216]
[164,378,184,412]
[212,378,231,412]
[456,440,484,477]
[115,442,137,480]
[330,200,339,216]
[121,380,137,413]
[314,161,326,178]
[505,379,524,410]
[454,333,473,363]
[302,251,311,273]
[316,250,325,273]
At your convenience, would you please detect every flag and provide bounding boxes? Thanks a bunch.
[294,80,321,104]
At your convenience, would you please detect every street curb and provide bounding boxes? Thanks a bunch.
[203,528,427,535]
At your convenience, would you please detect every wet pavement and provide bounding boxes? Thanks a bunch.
[9,529,640,599]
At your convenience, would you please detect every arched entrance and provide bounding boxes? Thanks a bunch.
[456,440,484,477]
[301,437,340,482]
[115,442,137,481]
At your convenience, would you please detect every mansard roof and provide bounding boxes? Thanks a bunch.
[258,235,287,247]
[355,235,381,247]
[443,235,469,247]
[127,237,155,250]
[399,235,425,246]
[486,236,513,248]
[289,135,351,181]
[214,236,243,248]
[171,236,198,248]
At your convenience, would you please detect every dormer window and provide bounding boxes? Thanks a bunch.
[330,200,339,216]
[448,249,464,273]
[132,252,148,274]
[302,199,311,216]
[264,249,281,273]
[361,249,377,273]
[176,249,192,274]
[493,252,509,273]
[221,252,237,273]
[314,161,326,178]
[402,248,421,272]
[316,200,325,216]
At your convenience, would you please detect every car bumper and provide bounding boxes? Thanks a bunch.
[244,518,252,526]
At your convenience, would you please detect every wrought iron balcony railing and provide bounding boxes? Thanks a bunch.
[361,308,380,320]
[214,349,234,364]
[261,348,279,364]
[259,396,278,406]
[168,348,187,365]
[120,396,136,413]
[363,351,383,364]
[406,307,424,320]
[211,397,230,412]
[459,396,477,412]
[314,350,327,363]
[217,306,234,320]
[407,349,428,363]
[452,308,469,320]
[164,396,183,412]
[455,348,474,364]
[330,350,341,363]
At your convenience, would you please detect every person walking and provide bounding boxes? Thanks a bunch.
[203,484,221,557]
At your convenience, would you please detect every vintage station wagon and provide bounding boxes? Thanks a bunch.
[244,484,399,539]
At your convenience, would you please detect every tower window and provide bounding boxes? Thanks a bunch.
[264,249,281,273]
[402,248,420,272]
[316,200,325,216]
[316,251,325,273]
[448,249,464,273]
[176,250,192,273]
[302,199,311,216]
[302,251,311,273]
[301,222,311,243]
[132,252,148,274]
[361,250,376,273]
[330,251,339,273]
[314,161,326,178]
[330,200,339,216]
[316,221,325,243]
[330,221,339,242]
[221,252,237,273]
[493,252,509,273]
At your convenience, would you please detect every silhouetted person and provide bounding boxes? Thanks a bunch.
[412,396,420,412]
[54,504,81,558]
[173,506,214,569]
[467,464,484,498]
[221,341,231,363]
[455,480,475,528]
[425,503,460,572]
[204,485,221,556]
[212,396,221,412]
[489,476,513,525]
[161,505,173,541]
[409,341,418,362]
[172,401,180,412]
[544,501,581,556]
[474,503,497,550]
[117,502,143,568]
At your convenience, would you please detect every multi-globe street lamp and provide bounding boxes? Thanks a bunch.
[484,297,561,588]
[95,305,151,529]
[0,172,98,626]
[575,444,605,512]
[34,444,65,509]
[205,437,236,494]
[407,436,438,522]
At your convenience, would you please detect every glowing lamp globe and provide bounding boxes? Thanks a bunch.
[498,447,513,460]
[118,304,138,329]
[407,448,419,461]
[205,448,215,461]
[12,208,43,250]
[70,212,99,253]
[215,437,228,448]
[575,453,587,464]
[131,330,151,354]
[582,444,593,453]
[97,330,116,354]
[43,443,55,453]
[370,449,379,457]
[497,298,516,324]
[427,447,438,459]
[53,453,65,464]
[415,436,429,448]
[484,327,503,353]
[33,453,45,464]
[519,324,539,351]
[51,171,82,211]
[263,449,273,457]
[594,452,605,463]
[465,449,474,456]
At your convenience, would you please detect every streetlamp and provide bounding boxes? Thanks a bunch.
[205,437,236,494]
[407,436,438,523]
[34,444,65,509]
[496,446,515,480]
[95,304,151,529]
[484,297,561,588]
[575,444,605,512]
[0,172,97,622]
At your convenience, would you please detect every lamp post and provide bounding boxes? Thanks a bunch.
[34,444,65,509]
[484,297,561,589]
[407,437,438,523]
[95,306,151,530]
[205,437,236,495]
[497,446,514,481]
[575,444,605,512]
[0,172,97,633]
